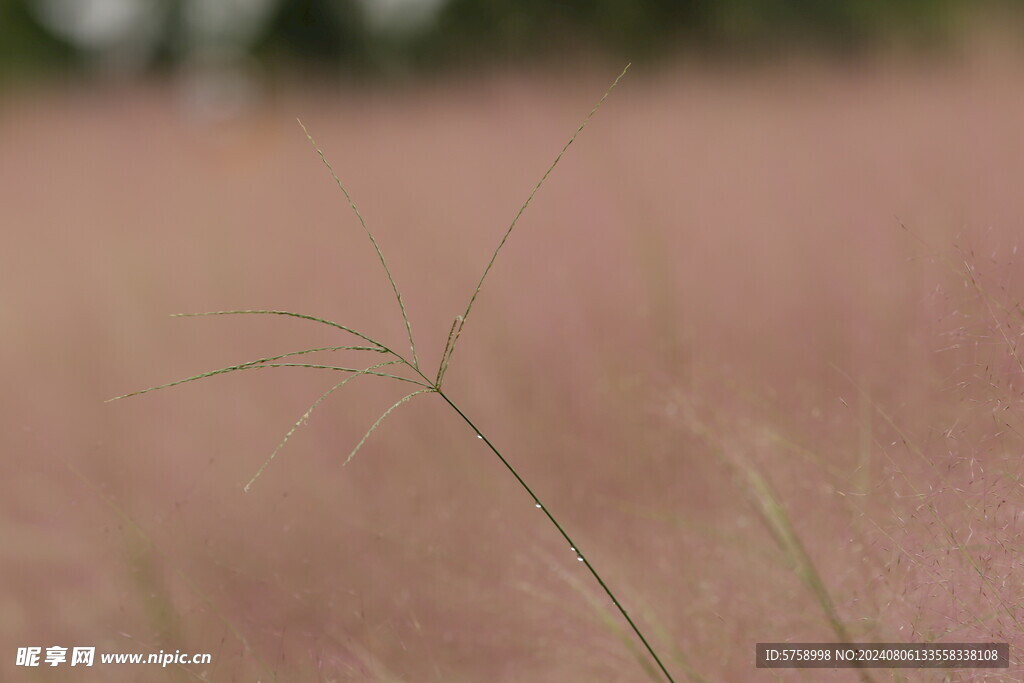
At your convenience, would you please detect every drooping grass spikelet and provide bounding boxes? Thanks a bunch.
[107,345,385,401]
[173,309,393,355]
[342,388,434,467]
[108,360,428,402]
[298,120,421,370]
[244,360,403,491]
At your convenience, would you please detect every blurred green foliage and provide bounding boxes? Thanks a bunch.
[0,0,1010,82]
[0,0,72,81]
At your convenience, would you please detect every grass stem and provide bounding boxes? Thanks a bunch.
[436,390,676,683]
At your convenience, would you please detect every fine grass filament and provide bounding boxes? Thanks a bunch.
[298,121,421,371]
[244,359,404,491]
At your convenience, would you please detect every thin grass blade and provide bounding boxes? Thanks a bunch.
[109,360,427,402]
[256,363,428,386]
[244,360,402,491]
[173,309,392,354]
[298,121,420,370]
[342,388,434,466]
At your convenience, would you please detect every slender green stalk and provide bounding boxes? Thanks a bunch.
[436,390,676,683]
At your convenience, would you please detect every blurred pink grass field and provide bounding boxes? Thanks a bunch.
[2,55,1023,680]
